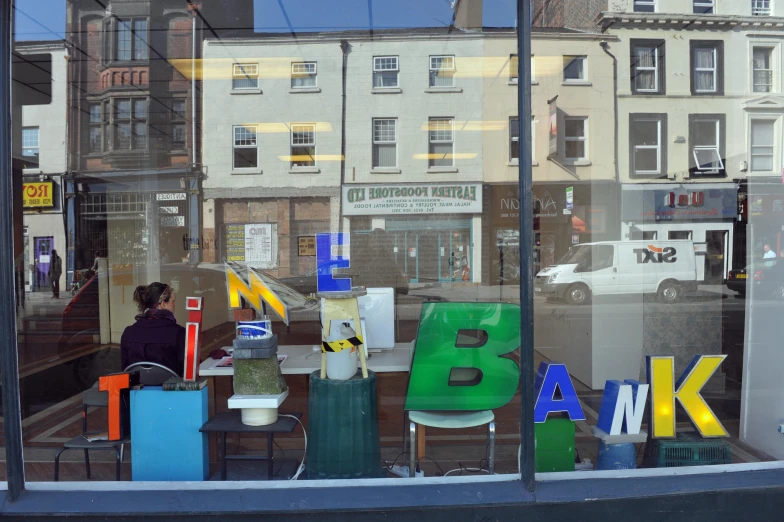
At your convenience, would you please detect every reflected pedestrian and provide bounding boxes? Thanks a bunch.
[763,244,776,259]
[47,249,62,298]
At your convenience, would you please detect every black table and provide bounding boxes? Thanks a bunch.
[200,411,301,480]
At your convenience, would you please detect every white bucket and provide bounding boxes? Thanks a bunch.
[325,323,358,380]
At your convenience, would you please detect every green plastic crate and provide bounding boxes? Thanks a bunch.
[652,432,731,468]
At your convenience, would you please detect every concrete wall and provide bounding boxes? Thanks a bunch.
[483,33,617,185]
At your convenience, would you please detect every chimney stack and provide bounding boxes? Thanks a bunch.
[454,0,483,30]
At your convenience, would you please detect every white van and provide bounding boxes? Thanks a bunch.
[534,240,700,305]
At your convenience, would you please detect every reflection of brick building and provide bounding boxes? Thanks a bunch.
[64,0,253,280]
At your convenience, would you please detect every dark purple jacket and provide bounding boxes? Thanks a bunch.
[120,309,185,377]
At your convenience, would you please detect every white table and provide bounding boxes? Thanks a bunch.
[199,342,413,377]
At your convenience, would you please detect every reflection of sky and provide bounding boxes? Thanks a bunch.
[14,0,515,41]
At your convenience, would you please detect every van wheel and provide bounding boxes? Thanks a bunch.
[566,284,590,305]
[658,281,681,303]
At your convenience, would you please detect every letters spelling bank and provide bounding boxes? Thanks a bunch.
[223,232,728,440]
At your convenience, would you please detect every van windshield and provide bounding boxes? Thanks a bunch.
[557,245,590,265]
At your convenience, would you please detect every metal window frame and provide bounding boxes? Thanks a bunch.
[562,55,587,82]
[291,62,318,88]
[563,117,588,160]
[428,117,455,167]
[693,46,717,93]
[752,0,771,15]
[691,117,723,171]
[372,118,397,168]
[429,55,456,87]
[632,117,662,175]
[752,46,775,92]
[290,123,317,167]
[633,45,659,93]
[750,118,776,172]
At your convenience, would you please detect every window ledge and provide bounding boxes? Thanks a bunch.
[289,167,320,174]
[230,88,262,95]
[507,160,539,167]
[22,168,42,175]
[289,87,321,94]
[372,88,402,94]
[563,160,592,166]
[562,80,592,86]
[427,167,458,173]
[533,161,539,167]
[425,87,463,93]
[231,170,262,175]
[370,168,401,174]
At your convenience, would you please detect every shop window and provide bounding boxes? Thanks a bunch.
[752,47,774,92]
[750,119,775,172]
[689,115,725,175]
[429,55,455,88]
[564,117,587,161]
[634,0,655,12]
[691,41,722,95]
[372,118,397,168]
[114,18,148,62]
[233,125,258,169]
[171,99,186,151]
[21,126,38,162]
[232,63,259,90]
[694,0,714,12]
[752,0,771,15]
[669,231,692,240]
[112,98,147,150]
[373,56,399,88]
[291,62,317,89]
[563,56,586,82]
[291,123,316,167]
[428,117,454,167]
[631,40,665,94]
[630,113,667,176]
[88,103,102,153]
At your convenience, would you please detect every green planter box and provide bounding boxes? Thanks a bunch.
[535,418,575,472]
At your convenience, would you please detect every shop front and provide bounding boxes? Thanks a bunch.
[621,183,739,283]
[342,183,482,284]
[22,176,64,293]
[485,182,618,284]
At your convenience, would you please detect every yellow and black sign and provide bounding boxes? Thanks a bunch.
[321,335,363,353]
[23,182,54,208]
[298,236,316,256]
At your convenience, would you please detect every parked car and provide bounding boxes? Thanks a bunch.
[726,266,749,296]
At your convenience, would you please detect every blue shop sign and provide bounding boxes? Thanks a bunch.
[622,184,737,222]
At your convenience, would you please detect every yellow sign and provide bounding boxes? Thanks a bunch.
[648,355,728,438]
[226,265,288,324]
[23,182,54,208]
[298,236,316,256]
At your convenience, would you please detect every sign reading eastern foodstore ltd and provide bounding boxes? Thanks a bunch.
[342,183,482,216]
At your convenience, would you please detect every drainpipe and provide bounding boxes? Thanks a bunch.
[600,40,621,242]
[339,39,349,224]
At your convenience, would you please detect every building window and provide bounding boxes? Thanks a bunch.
[429,55,455,88]
[88,103,102,153]
[752,0,771,15]
[171,99,186,150]
[21,127,39,162]
[510,117,519,161]
[689,115,725,175]
[373,57,399,88]
[232,63,259,90]
[563,56,586,82]
[750,120,775,172]
[113,98,147,150]
[115,18,148,61]
[291,62,317,89]
[634,0,655,12]
[631,40,665,94]
[694,0,714,12]
[233,125,258,169]
[372,119,397,168]
[428,117,454,167]
[290,124,316,167]
[630,114,667,176]
[752,47,774,92]
[691,41,722,94]
[508,55,534,84]
[564,118,587,160]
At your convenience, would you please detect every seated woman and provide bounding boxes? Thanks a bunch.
[120,282,185,377]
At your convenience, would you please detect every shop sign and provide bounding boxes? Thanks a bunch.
[566,186,573,210]
[22,181,54,208]
[548,97,558,157]
[298,236,316,256]
[159,206,179,214]
[225,223,276,268]
[156,192,186,201]
[622,185,737,221]
[160,216,185,227]
[342,183,482,216]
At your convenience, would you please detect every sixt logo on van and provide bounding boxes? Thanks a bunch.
[633,244,677,264]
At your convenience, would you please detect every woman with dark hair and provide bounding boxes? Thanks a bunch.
[120,282,185,376]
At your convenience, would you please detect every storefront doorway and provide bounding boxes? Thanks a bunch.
[34,236,52,290]
[387,220,473,284]
[705,230,728,284]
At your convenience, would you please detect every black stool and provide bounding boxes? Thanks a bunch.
[54,434,130,481]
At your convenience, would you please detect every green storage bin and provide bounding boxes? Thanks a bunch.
[650,432,731,468]
[535,418,575,472]
[306,370,382,479]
